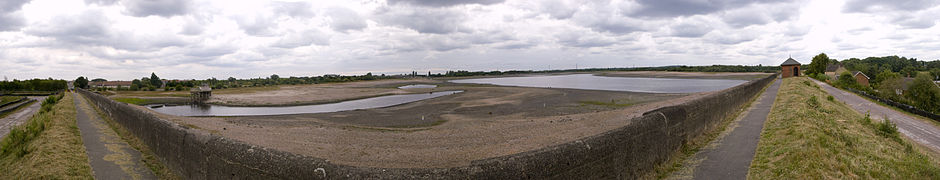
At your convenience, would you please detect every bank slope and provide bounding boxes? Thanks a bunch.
[749,77,939,179]
[0,93,93,178]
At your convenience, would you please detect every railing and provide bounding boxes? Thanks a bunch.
[846,88,940,121]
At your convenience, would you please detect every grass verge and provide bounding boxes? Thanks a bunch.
[83,95,179,179]
[0,101,35,120]
[0,96,22,104]
[0,93,93,179]
[748,77,940,179]
[113,97,156,105]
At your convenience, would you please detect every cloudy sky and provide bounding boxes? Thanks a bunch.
[1,0,939,80]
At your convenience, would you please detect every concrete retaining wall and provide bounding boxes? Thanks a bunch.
[79,73,777,179]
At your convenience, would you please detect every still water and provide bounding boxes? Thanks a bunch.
[150,91,462,116]
[449,74,747,93]
[398,84,437,89]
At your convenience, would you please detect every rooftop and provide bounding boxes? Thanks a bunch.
[780,57,801,66]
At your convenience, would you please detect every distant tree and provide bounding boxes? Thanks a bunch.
[91,78,107,82]
[130,84,139,91]
[150,72,162,88]
[837,72,856,88]
[874,70,900,85]
[270,74,279,81]
[807,53,830,75]
[75,76,89,89]
[228,77,237,83]
[175,84,184,91]
[906,72,940,114]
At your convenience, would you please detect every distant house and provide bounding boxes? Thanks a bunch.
[824,64,847,81]
[90,81,133,89]
[853,71,870,87]
[780,57,801,78]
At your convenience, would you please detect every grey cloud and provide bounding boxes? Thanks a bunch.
[0,0,29,31]
[387,0,504,7]
[722,2,799,27]
[184,45,236,58]
[555,30,616,48]
[236,15,277,36]
[572,9,646,34]
[179,20,204,35]
[539,0,578,19]
[271,1,315,17]
[843,0,937,13]
[327,7,367,32]
[272,29,330,49]
[670,21,713,38]
[0,12,25,31]
[706,31,757,44]
[26,10,186,51]
[123,0,191,17]
[630,0,783,18]
[893,15,936,29]
[0,0,29,13]
[83,0,119,5]
[375,7,468,34]
[496,41,537,49]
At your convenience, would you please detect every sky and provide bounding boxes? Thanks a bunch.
[1,0,939,80]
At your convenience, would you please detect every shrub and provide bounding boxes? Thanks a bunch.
[807,95,819,109]
[877,117,899,139]
[827,95,834,101]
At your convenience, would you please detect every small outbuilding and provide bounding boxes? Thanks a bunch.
[780,57,801,78]
[853,71,870,87]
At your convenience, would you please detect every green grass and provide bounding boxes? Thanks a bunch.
[0,96,22,104]
[113,97,155,105]
[0,93,93,179]
[83,95,179,179]
[749,77,940,179]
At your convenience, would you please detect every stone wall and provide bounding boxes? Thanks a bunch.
[78,73,777,179]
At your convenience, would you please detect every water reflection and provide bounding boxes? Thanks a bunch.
[150,90,462,116]
[449,74,747,93]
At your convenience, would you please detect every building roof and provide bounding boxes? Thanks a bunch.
[780,57,801,66]
[825,64,841,72]
[853,71,869,80]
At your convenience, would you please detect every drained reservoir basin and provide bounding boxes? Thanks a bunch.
[450,74,747,93]
[150,91,463,116]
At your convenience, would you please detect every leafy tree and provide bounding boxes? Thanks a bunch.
[75,76,89,89]
[874,70,900,85]
[807,53,830,75]
[837,72,856,88]
[130,84,139,91]
[150,72,162,88]
[906,72,940,114]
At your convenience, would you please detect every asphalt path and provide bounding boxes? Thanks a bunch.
[689,78,780,180]
[812,79,940,153]
[74,92,156,180]
[0,96,46,140]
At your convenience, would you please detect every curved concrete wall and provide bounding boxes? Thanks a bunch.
[79,73,777,179]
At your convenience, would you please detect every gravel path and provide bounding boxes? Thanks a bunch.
[812,79,940,153]
[0,96,45,140]
[74,92,156,180]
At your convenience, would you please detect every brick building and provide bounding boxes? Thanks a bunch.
[780,57,801,78]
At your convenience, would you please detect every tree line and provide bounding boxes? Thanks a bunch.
[805,53,940,114]
[0,78,68,93]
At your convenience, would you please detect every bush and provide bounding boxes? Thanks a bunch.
[877,117,899,139]
[807,95,819,109]
[827,95,834,101]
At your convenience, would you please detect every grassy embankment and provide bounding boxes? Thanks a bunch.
[749,77,940,178]
[0,96,22,104]
[83,95,179,179]
[0,93,93,178]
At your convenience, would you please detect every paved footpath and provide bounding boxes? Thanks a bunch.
[73,92,156,180]
[0,96,46,140]
[812,79,940,153]
[683,78,781,180]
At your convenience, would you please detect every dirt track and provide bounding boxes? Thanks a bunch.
[137,72,769,168]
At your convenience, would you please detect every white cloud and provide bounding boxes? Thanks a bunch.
[2,0,940,80]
